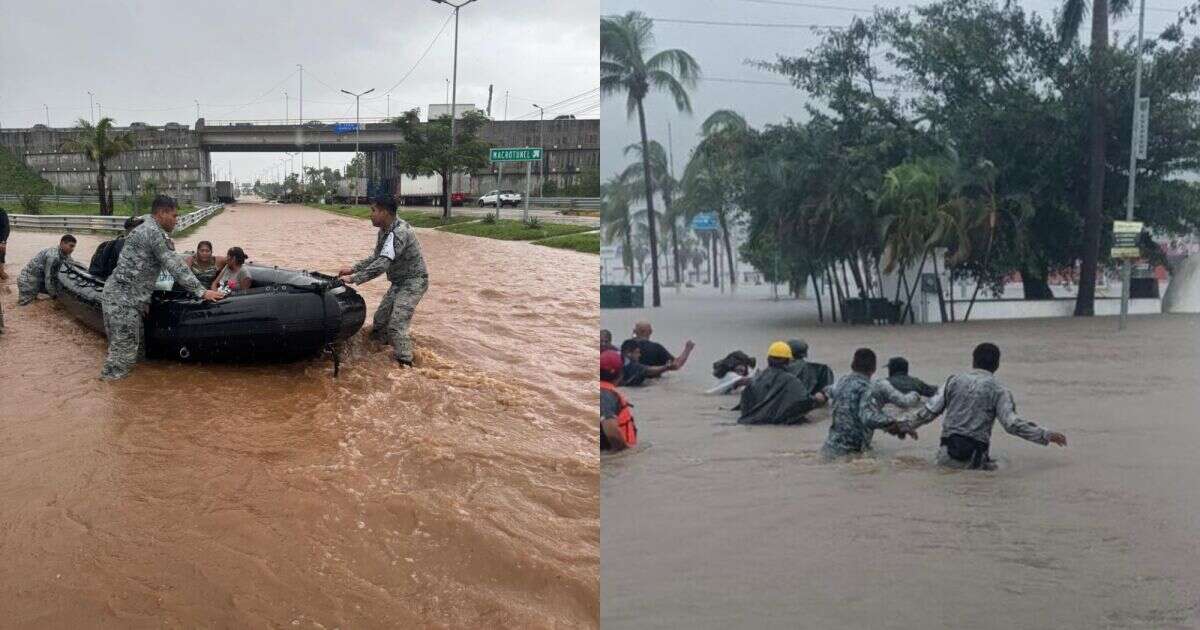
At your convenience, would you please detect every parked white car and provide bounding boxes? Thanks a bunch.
[478,189,522,208]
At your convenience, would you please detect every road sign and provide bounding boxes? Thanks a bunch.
[1112,220,1144,259]
[490,147,542,162]
[333,123,361,134]
[691,213,719,231]
[1134,98,1150,160]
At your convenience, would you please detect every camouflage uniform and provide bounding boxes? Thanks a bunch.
[902,369,1053,469]
[18,247,70,305]
[821,372,921,458]
[349,217,428,363]
[100,215,207,380]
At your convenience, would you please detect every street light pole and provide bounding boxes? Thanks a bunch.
[299,63,304,200]
[341,88,375,201]
[44,104,50,126]
[431,0,477,219]
[195,99,200,121]
[1119,0,1148,331]
[533,103,546,198]
[88,91,95,123]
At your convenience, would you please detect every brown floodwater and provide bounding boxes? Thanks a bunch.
[0,202,598,628]
[601,287,1200,630]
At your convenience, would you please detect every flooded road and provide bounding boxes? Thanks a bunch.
[601,287,1200,629]
[0,202,598,628]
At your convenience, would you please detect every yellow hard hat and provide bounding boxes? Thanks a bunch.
[767,341,793,359]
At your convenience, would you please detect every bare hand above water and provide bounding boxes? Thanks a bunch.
[337,268,353,277]
[1046,431,1067,447]
[201,290,225,302]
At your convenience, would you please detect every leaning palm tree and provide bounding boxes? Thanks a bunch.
[621,140,683,285]
[601,11,700,307]
[61,118,134,216]
[1058,0,1132,316]
[680,110,749,290]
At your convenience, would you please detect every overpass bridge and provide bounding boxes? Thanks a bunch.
[0,117,598,202]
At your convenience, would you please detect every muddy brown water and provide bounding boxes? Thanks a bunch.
[0,202,598,628]
[601,288,1200,630]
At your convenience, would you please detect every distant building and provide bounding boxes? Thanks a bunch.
[427,103,478,120]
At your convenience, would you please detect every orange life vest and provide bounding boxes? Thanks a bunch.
[600,380,637,446]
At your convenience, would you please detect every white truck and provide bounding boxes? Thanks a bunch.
[335,178,368,203]
[397,173,471,207]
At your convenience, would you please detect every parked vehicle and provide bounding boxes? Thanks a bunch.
[478,189,522,208]
[397,173,470,207]
[214,180,235,203]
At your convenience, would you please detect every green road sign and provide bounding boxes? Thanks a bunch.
[490,147,542,162]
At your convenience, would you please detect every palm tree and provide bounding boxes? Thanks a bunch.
[602,11,700,307]
[1058,0,1133,316]
[621,140,683,285]
[61,118,133,216]
[602,176,637,284]
[680,110,749,290]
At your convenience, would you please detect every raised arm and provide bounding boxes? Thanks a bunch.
[859,386,903,430]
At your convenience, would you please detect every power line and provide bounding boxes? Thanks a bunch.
[644,16,847,29]
[371,12,455,100]
[737,0,1190,14]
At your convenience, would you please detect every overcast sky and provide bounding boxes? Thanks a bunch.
[1,0,598,184]
[601,0,1193,185]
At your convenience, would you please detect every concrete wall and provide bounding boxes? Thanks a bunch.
[0,124,211,202]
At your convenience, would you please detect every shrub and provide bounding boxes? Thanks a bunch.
[20,194,42,214]
[524,216,542,229]
[482,213,497,224]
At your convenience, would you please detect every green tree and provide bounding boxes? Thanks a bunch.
[602,10,700,306]
[602,175,639,284]
[1059,0,1133,315]
[391,109,491,219]
[680,110,750,289]
[621,140,682,284]
[61,117,133,216]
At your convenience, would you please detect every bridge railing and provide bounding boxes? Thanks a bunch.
[0,192,134,204]
[7,203,224,234]
[527,197,600,210]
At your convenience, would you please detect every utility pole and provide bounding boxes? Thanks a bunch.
[387,93,390,118]
[341,87,375,196]
[195,99,200,120]
[88,91,95,123]
[284,90,288,124]
[533,103,546,198]
[430,0,477,219]
[44,104,49,126]
[298,63,304,200]
[1119,0,1148,331]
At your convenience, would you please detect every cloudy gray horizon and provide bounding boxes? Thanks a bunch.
[601,0,1192,189]
[1,0,598,185]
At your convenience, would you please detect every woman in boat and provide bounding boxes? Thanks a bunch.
[212,246,252,293]
[185,241,225,287]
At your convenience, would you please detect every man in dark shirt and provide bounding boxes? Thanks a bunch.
[885,356,939,398]
[89,216,143,279]
[620,339,675,386]
[625,320,694,370]
[0,206,10,265]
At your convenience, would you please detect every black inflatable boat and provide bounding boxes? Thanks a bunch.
[55,259,366,362]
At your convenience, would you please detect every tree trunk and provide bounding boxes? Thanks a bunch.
[1020,264,1055,299]
[900,249,930,324]
[440,168,451,220]
[930,251,948,323]
[812,269,824,323]
[1075,0,1109,317]
[848,255,867,297]
[718,209,737,290]
[625,229,636,285]
[634,101,663,307]
[711,234,720,288]
[668,209,682,287]
[97,160,109,216]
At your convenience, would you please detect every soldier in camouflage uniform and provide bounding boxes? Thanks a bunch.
[338,196,428,367]
[821,348,923,459]
[99,196,224,381]
[898,343,1067,469]
[17,234,77,305]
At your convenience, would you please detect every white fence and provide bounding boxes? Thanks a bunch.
[8,203,224,233]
